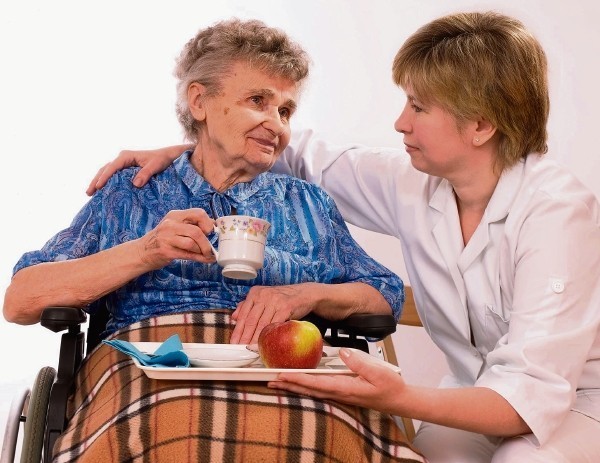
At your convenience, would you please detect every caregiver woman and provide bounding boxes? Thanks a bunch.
[88,12,600,463]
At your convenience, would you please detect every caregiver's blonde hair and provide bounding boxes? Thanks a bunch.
[393,11,549,171]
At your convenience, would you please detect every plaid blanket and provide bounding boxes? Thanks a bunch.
[53,310,424,462]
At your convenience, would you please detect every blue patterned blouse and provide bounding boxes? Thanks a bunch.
[14,151,404,335]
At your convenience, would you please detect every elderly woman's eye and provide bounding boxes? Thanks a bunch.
[279,108,291,120]
[250,95,263,105]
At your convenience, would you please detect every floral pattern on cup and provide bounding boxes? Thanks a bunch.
[216,216,270,238]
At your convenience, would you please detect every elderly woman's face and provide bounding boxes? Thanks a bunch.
[194,61,299,175]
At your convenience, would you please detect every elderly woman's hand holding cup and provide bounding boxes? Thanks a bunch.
[138,209,271,281]
[137,208,218,269]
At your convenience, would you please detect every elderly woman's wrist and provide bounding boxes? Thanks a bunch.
[308,282,359,318]
[126,238,162,273]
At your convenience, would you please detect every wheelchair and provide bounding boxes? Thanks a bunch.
[1,303,397,463]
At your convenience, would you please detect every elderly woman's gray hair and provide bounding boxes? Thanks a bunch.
[175,18,310,143]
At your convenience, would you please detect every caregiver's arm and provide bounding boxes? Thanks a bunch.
[271,347,531,437]
[273,130,415,235]
[84,131,413,236]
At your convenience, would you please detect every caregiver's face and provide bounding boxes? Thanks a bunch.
[394,87,474,179]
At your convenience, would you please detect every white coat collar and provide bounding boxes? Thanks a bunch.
[428,179,470,333]
[430,161,526,268]
[427,160,526,306]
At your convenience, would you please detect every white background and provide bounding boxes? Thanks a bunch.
[1,0,599,444]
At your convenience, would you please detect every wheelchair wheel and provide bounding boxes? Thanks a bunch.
[1,387,29,463]
[20,367,56,463]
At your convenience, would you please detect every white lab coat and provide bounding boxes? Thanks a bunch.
[274,130,600,446]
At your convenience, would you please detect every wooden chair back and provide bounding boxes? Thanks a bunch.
[376,285,421,441]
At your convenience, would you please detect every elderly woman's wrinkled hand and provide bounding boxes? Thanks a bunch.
[138,208,217,270]
[230,284,317,344]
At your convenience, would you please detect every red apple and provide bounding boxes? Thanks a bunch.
[258,320,324,369]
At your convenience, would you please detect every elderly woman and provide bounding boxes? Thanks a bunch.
[3,19,422,462]
[95,12,600,463]
[4,19,401,341]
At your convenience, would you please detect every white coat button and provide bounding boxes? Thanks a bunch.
[550,279,565,294]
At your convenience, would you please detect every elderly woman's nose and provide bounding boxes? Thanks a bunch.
[263,110,285,135]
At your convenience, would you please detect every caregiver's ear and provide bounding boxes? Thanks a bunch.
[472,117,497,146]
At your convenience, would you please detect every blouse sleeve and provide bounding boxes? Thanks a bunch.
[13,193,104,275]
[306,186,405,322]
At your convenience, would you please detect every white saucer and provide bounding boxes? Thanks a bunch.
[184,347,259,368]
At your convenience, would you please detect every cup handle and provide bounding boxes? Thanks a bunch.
[210,225,219,259]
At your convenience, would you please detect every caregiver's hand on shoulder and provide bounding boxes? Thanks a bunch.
[86,144,191,196]
[138,208,216,270]
[230,284,317,345]
[268,347,406,413]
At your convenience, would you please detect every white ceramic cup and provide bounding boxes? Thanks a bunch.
[210,215,271,280]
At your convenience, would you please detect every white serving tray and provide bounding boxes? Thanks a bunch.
[130,342,400,382]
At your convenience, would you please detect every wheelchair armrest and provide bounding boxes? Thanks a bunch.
[40,306,87,333]
[303,313,397,353]
[39,307,87,461]
[305,312,397,338]
[330,313,397,338]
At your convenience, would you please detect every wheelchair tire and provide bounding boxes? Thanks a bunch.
[20,367,56,463]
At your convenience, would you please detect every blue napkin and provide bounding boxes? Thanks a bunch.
[103,334,190,368]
